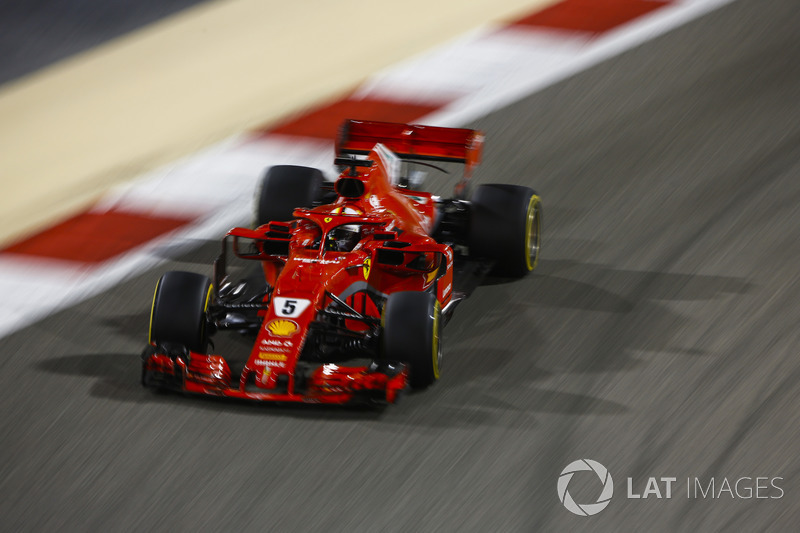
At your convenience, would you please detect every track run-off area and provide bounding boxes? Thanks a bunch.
[2,0,799,531]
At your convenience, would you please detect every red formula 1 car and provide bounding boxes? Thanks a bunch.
[142,120,541,405]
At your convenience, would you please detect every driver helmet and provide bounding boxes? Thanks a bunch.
[327,225,361,252]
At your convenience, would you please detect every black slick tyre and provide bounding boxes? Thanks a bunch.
[255,165,323,226]
[382,291,441,389]
[149,271,213,354]
[468,184,541,277]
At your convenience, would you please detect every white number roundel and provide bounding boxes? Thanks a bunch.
[273,297,311,318]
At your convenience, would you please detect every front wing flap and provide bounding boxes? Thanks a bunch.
[142,345,408,405]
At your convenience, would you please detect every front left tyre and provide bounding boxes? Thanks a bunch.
[468,184,542,277]
[382,291,442,389]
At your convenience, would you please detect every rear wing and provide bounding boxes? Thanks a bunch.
[336,120,484,188]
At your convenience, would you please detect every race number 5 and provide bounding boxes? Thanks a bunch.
[273,297,311,318]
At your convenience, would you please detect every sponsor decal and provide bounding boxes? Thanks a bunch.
[260,367,271,384]
[258,352,288,361]
[296,257,343,264]
[253,359,285,367]
[442,282,452,296]
[363,257,371,280]
[259,338,292,348]
[266,319,298,337]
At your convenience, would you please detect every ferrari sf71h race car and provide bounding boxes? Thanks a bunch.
[142,120,541,405]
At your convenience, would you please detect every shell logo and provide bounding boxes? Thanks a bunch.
[266,319,299,337]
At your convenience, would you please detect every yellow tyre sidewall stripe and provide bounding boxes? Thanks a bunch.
[525,194,542,272]
[432,300,441,380]
[147,278,161,345]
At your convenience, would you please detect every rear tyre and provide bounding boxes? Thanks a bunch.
[382,292,441,389]
[255,165,323,226]
[149,271,213,354]
[469,184,541,277]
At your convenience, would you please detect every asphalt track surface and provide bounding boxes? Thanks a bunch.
[3,0,800,530]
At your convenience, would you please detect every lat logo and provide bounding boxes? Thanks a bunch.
[627,477,677,499]
[558,459,614,516]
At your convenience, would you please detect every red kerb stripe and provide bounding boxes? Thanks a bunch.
[2,208,195,264]
[511,0,672,35]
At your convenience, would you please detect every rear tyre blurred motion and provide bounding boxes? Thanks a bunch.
[255,165,324,226]
[382,291,441,389]
[469,184,542,277]
[149,271,213,354]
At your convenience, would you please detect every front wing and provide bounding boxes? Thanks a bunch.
[142,347,408,405]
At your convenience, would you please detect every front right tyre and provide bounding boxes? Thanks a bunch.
[149,271,213,354]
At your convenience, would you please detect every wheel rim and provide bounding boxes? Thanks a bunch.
[525,195,541,271]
